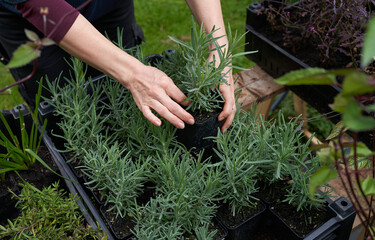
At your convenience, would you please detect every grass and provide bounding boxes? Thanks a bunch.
[0,0,254,110]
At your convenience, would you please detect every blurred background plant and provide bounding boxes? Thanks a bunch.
[263,0,374,69]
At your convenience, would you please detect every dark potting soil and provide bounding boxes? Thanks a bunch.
[189,106,222,124]
[0,145,61,225]
[216,201,265,228]
[255,179,290,205]
[270,200,329,237]
[254,6,354,70]
[101,204,136,239]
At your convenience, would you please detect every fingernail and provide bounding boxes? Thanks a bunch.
[156,119,162,126]
[178,122,185,129]
[188,118,195,125]
[218,116,225,121]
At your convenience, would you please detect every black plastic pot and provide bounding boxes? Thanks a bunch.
[269,197,355,240]
[176,110,224,151]
[245,2,373,148]
[216,196,355,240]
[215,201,267,240]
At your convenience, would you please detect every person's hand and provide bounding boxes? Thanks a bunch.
[218,66,236,132]
[59,14,194,129]
[208,52,236,133]
[125,64,195,129]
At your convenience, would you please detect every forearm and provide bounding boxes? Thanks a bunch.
[185,0,228,48]
[59,14,143,88]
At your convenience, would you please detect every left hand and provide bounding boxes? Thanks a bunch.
[218,66,236,133]
[208,52,236,133]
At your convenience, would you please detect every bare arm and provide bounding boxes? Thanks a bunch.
[186,0,236,132]
[59,14,194,129]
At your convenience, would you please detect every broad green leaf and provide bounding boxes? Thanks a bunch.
[317,147,335,165]
[341,71,375,97]
[366,104,375,112]
[329,94,351,113]
[0,63,8,76]
[343,100,375,131]
[275,68,336,85]
[6,42,41,69]
[361,17,375,68]
[309,165,337,197]
[359,176,375,196]
[349,142,374,157]
[24,29,40,42]
[326,121,346,140]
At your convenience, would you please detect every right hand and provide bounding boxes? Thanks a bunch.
[125,64,195,129]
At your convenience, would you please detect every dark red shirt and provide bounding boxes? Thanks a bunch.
[16,0,79,43]
[1,0,120,43]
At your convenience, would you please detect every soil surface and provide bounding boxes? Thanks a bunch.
[101,204,135,239]
[215,201,265,228]
[271,200,329,237]
[255,180,290,205]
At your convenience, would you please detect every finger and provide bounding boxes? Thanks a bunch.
[219,103,236,132]
[166,83,191,107]
[142,105,162,127]
[159,95,195,125]
[148,100,188,129]
[221,111,235,133]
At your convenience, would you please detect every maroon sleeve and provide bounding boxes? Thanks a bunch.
[16,0,79,44]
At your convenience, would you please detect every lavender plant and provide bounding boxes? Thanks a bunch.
[157,18,255,113]
[213,112,260,216]
[45,58,109,159]
[150,147,220,233]
[80,137,150,218]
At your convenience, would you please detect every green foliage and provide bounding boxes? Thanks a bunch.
[213,113,259,215]
[81,138,150,218]
[6,42,40,69]
[45,58,109,159]
[360,176,375,196]
[274,68,336,85]
[131,194,185,239]
[131,193,220,240]
[151,147,219,232]
[0,79,48,180]
[361,17,375,68]
[0,182,106,239]
[158,18,254,113]
[213,108,325,213]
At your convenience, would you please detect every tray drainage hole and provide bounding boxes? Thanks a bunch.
[41,101,49,107]
[340,200,348,207]
[250,2,262,10]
